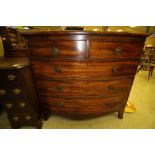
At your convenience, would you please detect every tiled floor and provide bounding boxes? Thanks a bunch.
[0,70,155,129]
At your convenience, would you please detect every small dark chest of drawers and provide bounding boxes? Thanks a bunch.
[0,58,43,128]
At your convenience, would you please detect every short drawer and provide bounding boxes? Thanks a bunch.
[39,95,128,115]
[29,40,87,59]
[35,77,134,97]
[7,113,38,124]
[0,85,26,99]
[32,60,138,80]
[90,41,144,59]
[1,99,34,113]
[0,70,21,83]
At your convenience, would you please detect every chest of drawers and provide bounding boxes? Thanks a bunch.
[22,31,147,120]
[0,58,43,128]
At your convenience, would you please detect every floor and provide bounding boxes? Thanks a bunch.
[0,70,155,129]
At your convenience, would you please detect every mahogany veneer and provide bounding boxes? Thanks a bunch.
[22,31,147,120]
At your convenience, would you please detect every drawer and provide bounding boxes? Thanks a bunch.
[90,41,144,59]
[29,40,87,59]
[35,77,134,97]
[7,113,38,125]
[39,95,128,115]
[0,85,26,99]
[32,61,138,80]
[1,99,34,113]
[0,70,21,83]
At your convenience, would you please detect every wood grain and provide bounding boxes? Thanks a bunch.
[35,77,134,97]
[21,31,147,120]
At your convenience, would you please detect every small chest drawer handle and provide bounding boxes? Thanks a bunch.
[5,103,13,109]
[19,102,26,108]
[7,74,16,81]
[53,66,61,73]
[13,89,22,95]
[114,47,122,55]
[105,102,113,107]
[6,103,12,109]
[13,116,19,122]
[0,89,6,96]
[108,85,115,91]
[25,116,31,120]
[51,47,60,55]
[51,102,64,106]
[56,85,64,91]
[112,66,120,73]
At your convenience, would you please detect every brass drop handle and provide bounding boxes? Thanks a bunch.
[53,66,61,73]
[19,102,26,108]
[0,89,6,96]
[7,74,16,81]
[56,85,64,91]
[5,103,12,109]
[51,47,60,55]
[13,116,19,122]
[114,47,122,55]
[52,102,64,106]
[13,89,21,95]
[112,66,120,73]
[25,116,31,120]
[105,102,113,107]
[108,85,115,91]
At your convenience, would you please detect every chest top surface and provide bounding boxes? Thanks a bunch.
[0,58,30,70]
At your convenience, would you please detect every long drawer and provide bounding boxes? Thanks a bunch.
[35,77,134,97]
[31,60,138,80]
[90,41,144,59]
[39,95,128,115]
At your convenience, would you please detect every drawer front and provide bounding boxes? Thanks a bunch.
[39,95,128,115]
[90,41,144,59]
[35,77,134,97]
[32,61,138,80]
[7,113,38,124]
[1,99,34,113]
[29,41,87,59]
[0,70,21,83]
[0,85,26,99]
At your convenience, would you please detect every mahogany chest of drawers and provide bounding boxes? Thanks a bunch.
[22,31,147,120]
[0,58,42,128]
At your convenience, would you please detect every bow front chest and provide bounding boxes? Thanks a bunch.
[22,31,147,120]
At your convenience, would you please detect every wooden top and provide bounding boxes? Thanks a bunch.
[20,30,148,38]
[0,58,30,70]
[4,48,27,52]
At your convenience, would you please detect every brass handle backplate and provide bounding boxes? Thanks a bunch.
[8,74,16,81]
[19,102,26,108]
[112,66,120,73]
[5,103,13,109]
[56,85,64,91]
[53,66,61,73]
[108,85,115,91]
[0,89,6,96]
[51,47,60,55]
[13,89,21,95]
[12,116,19,122]
[25,116,31,120]
[114,47,122,55]
[105,102,113,107]
[51,102,64,106]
